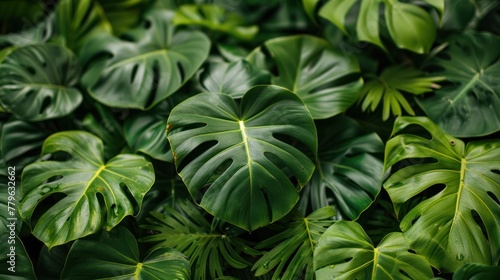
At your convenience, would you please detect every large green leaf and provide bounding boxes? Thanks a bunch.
[249,35,362,119]
[0,44,82,121]
[252,206,336,279]
[19,131,155,248]
[0,234,37,279]
[80,9,210,109]
[416,32,500,137]
[61,226,191,280]
[142,200,259,280]
[384,117,500,271]
[167,86,317,230]
[319,0,442,53]
[198,59,271,99]
[314,221,434,279]
[173,4,258,40]
[299,116,384,220]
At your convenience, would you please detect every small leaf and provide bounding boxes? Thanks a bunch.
[19,131,155,248]
[62,226,191,279]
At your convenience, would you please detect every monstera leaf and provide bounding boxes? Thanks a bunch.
[252,206,336,279]
[142,200,259,280]
[167,86,317,230]
[19,131,155,248]
[80,9,210,109]
[248,35,362,119]
[173,4,258,40]
[0,44,82,121]
[62,226,191,280]
[453,263,500,280]
[416,32,500,137]
[384,117,500,271]
[299,116,384,220]
[319,0,443,53]
[314,221,434,279]
[198,59,271,98]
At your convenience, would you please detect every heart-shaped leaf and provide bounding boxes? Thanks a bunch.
[314,221,434,279]
[249,35,362,119]
[62,226,191,280]
[0,44,82,121]
[19,131,155,248]
[167,85,317,230]
[80,9,210,109]
[299,116,384,220]
[416,32,500,137]
[384,117,500,271]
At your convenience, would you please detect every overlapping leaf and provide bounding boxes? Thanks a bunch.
[416,32,500,137]
[0,44,82,121]
[314,221,434,279]
[62,226,191,280]
[167,86,317,230]
[19,131,155,248]
[252,206,336,279]
[384,117,500,271]
[80,9,210,109]
[300,116,384,220]
[248,35,362,119]
[0,234,37,279]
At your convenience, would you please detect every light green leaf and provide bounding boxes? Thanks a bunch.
[0,44,82,121]
[80,9,210,109]
[142,200,259,280]
[384,117,500,272]
[416,31,500,137]
[198,59,271,98]
[299,116,384,220]
[19,131,155,248]
[302,0,321,24]
[173,4,258,40]
[167,86,317,231]
[255,35,362,119]
[314,221,434,279]
[252,207,336,280]
[61,226,191,280]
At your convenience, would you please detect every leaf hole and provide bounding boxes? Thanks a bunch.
[396,124,433,140]
[471,210,488,241]
[31,193,68,225]
[39,96,52,114]
[24,65,36,75]
[130,64,139,83]
[399,269,412,279]
[491,169,500,175]
[261,188,273,223]
[421,183,446,199]
[407,249,416,254]
[487,191,499,206]
[410,215,421,226]
[143,19,152,29]
[176,61,185,82]
[177,140,218,172]
[120,182,139,214]
[144,60,160,108]
[120,33,136,42]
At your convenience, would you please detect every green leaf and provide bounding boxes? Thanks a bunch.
[173,4,258,40]
[256,35,363,119]
[319,0,442,53]
[299,116,384,220]
[198,59,271,99]
[453,263,500,280]
[55,0,112,51]
[0,44,82,121]
[359,65,445,121]
[0,120,52,175]
[80,9,210,109]
[61,226,191,280]
[302,0,320,24]
[385,1,436,54]
[167,86,317,231]
[1,179,22,234]
[96,0,154,35]
[252,206,336,279]
[0,234,37,279]
[313,221,434,279]
[142,200,258,280]
[384,116,500,272]
[19,131,155,248]
[416,31,500,137]
[36,244,71,279]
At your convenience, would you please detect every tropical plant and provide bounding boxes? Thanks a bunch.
[0,0,499,279]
